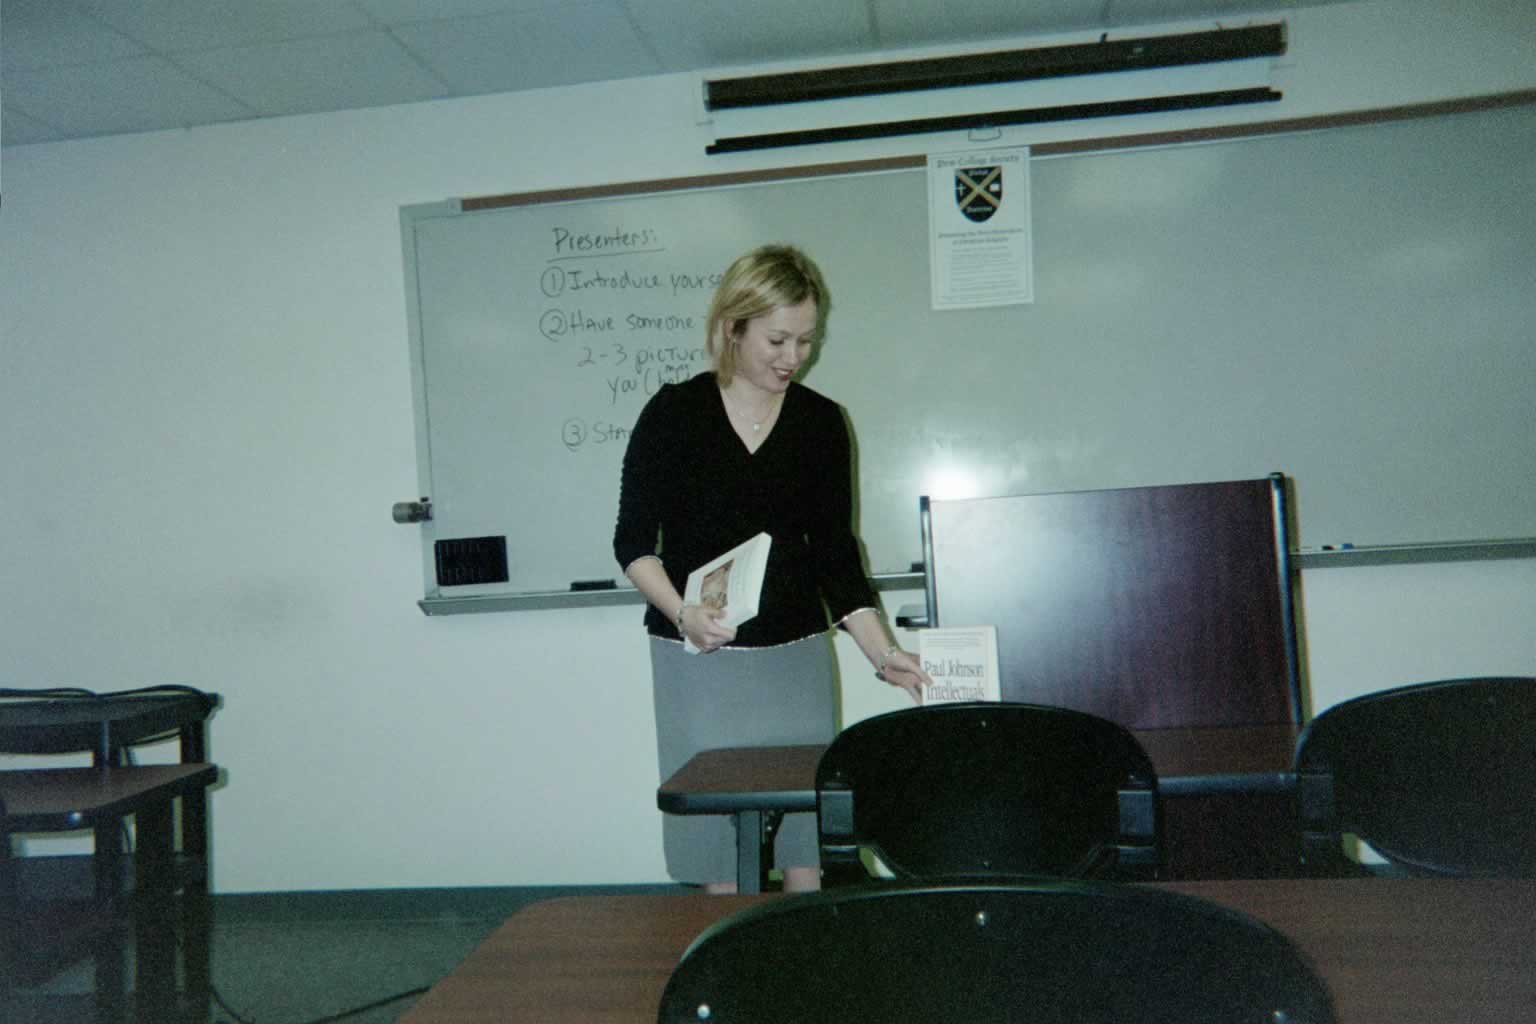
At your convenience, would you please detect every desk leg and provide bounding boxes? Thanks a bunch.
[180,804,212,1022]
[733,811,788,894]
[179,717,213,1019]
[134,800,178,1020]
[762,811,784,883]
[735,811,763,895]
[89,818,128,1023]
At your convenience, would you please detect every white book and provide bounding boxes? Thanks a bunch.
[681,531,773,654]
[919,625,1001,704]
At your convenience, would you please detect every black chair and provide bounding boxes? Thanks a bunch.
[1295,676,1536,877]
[816,703,1158,885]
[658,880,1336,1024]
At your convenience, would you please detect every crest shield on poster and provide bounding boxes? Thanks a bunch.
[954,166,1003,222]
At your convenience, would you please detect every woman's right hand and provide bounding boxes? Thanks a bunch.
[680,603,737,653]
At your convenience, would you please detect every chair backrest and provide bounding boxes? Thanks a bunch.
[816,703,1158,882]
[921,474,1301,729]
[1295,676,1536,877]
[657,881,1336,1024]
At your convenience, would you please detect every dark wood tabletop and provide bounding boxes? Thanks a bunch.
[401,879,1536,1024]
[1132,723,1299,791]
[657,723,1299,815]
[657,744,826,813]
[0,690,219,758]
[0,763,219,829]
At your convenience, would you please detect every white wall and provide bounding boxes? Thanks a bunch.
[2,0,1533,892]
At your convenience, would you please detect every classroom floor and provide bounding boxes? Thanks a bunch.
[10,875,687,1024]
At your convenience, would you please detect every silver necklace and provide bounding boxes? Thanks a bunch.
[722,388,781,432]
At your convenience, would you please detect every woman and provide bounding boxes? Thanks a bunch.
[613,243,930,893]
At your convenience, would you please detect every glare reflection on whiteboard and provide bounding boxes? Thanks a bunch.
[923,464,983,501]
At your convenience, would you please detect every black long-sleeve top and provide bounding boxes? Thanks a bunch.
[613,372,877,646]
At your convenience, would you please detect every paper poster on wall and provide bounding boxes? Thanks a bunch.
[927,146,1033,309]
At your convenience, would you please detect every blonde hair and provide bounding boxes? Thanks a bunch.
[706,244,830,387]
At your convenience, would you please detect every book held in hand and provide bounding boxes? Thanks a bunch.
[919,625,1001,704]
[681,531,773,654]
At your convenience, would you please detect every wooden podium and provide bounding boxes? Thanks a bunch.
[919,474,1303,876]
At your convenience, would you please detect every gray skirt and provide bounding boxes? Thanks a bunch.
[650,633,837,885]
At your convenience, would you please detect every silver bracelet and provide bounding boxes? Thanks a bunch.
[876,643,901,675]
[674,603,690,632]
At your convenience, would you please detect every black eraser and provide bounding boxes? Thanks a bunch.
[571,579,617,591]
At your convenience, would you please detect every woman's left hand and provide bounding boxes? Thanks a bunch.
[878,648,931,704]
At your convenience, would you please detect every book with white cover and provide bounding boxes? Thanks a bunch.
[919,625,1001,704]
[681,531,772,654]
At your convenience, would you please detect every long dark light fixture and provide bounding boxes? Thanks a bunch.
[704,24,1286,111]
[705,87,1282,155]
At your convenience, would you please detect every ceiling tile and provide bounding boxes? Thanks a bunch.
[872,0,1109,50]
[174,31,452,118]
[2,57,256,139]
[628,0,876,71]
[0,0,1331,147]
[1,106,70,147]
[2,0,149,70]
[74,0,376,53]
[357,0,564,24]
[394,2,660,94]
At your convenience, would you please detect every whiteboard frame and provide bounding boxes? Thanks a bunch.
[400,89,1536,615]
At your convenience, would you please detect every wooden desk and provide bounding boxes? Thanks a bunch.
[400,879,1536,1024]
[0,689,220,1018]
[657,725,1298,891]
[1,764,219,1021]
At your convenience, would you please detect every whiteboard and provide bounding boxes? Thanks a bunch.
[400,102,1536,602]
